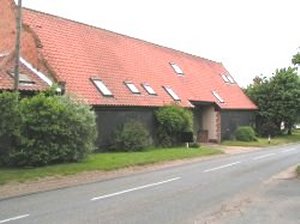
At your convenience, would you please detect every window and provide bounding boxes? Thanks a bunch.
[9,72,35,85]
[125,82,140,94]
[164,86,180,101]
[221,74,230,83]
[212,90,224,103]
[221,73,235,84]
[170,63,184,75]
[0,52,8,57]
[142,83,156,95]
[92,79,113,96]
[227,75,235,84]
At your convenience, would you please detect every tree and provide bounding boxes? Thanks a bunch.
[155,105,193,147]
[292,52,300,65]
[246,67,300,136]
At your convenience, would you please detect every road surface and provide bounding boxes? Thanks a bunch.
[0,143,299,224]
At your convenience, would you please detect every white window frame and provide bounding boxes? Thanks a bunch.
[92,79,113,96]
[212,90,224,103]
[125,82,140,94]
[164,86,180,101]
[227,75,235,84]
[170,63,184,75]
[9,72,35,84]
[142,83,156,95]
[221,74,230,83]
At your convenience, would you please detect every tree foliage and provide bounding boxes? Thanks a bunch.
[292,52,300,65]
[234,126,257,142]
[246,67,300,136]
[0,92,97,167]
[155,105,193,147]
[0,92,22,165]
[111,120,150,152]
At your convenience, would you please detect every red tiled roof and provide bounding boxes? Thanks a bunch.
[0,55,49,91]
[22,9,257,110]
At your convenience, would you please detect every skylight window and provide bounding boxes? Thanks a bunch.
[142,83,156,95]
[170,63,184,75]
[164,86,180,101]
[92,79,113,96]
[221,73,235,84]
[221,74,230,83]
[125,82,140,94]
[212,90,224,103]
[227,75,235,84]
[9,72,35,85]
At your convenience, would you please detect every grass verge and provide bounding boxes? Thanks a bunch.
[0,147,221,185]
[222,130,300,147]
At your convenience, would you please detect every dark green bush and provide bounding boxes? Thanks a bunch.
[0,92,22,165]
[234,126,257,142]
[155,105,193,147]
[111,120,150,152]
[7,94,97,167]
[257,120,280,137]
[189,142,201,148]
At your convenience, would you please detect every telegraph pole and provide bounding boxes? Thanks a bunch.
[14,0,22,91]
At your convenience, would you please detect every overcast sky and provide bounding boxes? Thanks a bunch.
[21,0,300,87]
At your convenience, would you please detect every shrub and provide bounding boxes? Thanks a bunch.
[111,120,150,152]
[155,105,193,147]
[257,121,280,137]
[189,142,201,148]
[234,126,257,142]
[0,92,22,165]
[8,94,97,167]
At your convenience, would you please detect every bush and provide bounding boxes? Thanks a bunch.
[7,94,97,167]
[155,105,193,147]
[257,120,280,137]
[0,92,22,165]
[111,120,150,152]
[234,126,257,142]
[189,142,201,148]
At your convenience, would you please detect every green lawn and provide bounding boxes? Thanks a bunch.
[222,130,300,147]
[0,147,221,185]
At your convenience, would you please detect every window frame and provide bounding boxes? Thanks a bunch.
[164,86,181,101]
[9,71,35,85]
[142,83,157,95]
[124,81,141,94]
[91,78,113,97]
[212,90,224,103]
[170,62,184,75]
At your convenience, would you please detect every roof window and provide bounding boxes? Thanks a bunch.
[227,75,235,84]
[125,82,140,94]
[164,86,180,101]
[221,74,230,83]
[221,73,235,84]
[170,63,184,75]
[142,83,156,95]
[92,79,113,96]
[9,72,35,85]
[212,90,224,103]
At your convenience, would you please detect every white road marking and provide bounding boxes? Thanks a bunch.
[91,177,181,201]
[203,161,241,173]
[0,214,30,224]
[253,153,276,161]
[281,148,297,153]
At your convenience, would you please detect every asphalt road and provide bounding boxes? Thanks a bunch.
[0,143,299,224]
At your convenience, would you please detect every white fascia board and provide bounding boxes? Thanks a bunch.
[20,57,53,86]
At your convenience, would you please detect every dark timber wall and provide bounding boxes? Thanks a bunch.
[221,110,255,140]
[94,107,157,149]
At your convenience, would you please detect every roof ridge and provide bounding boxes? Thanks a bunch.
[23,7,220,64]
